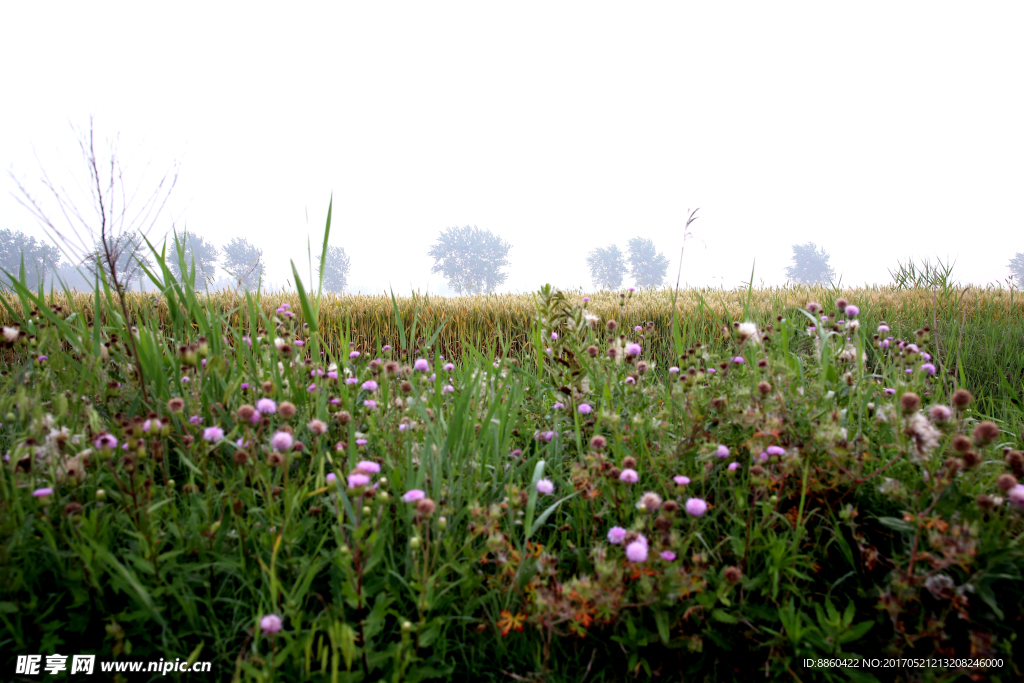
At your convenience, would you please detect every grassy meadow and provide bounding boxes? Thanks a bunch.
[1,255,1024,681]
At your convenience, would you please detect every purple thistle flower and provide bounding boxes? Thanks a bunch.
[270,431,293,451]
[673,475,690,486]
[920,363,937,376]
[582,297,590,302]
[348,473,370,488]
[707,368,716,374]
[766,445,785,456]
[626,540,648,563]
[552,402,564,410]
[203,426,225,443]
[307,383,317,392]
[536,478,555,495]
[356,460,380,474]
[619,468,639,483]
[260,615,283,634]
[607,526,627,544]
[551,332,559,340]
[625,342,642,356]
[349,351,360,359]
[414,359,430,372]
[715,445,730,458]
[181,376,190,383]
[402,489,426,503]
[241,382,250,390]
[346,377,359,385]
[660,551,677,561]
[845,305,859,318]
[37,355,48,362]
[363,399,376,409]
[577,403,593,414]
[383,345,392,351]
[256,398,277,414]
[94,433,118,449]
[634,325,643,332]
[444,362,454,371]
[885,388,896,395]
[32,487,54,497]
[362,380,379,391]
[441,384,455,394]
[628,287,635,292]
[732,356,745,364]
[355,438,368,446]
[728,462,740,471]
[326,473,337,485]
[189,415,203,425]
[685,498,708,517]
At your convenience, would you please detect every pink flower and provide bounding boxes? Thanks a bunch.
[356,460,380,474]
[94,433,118,450]
[260,614,283,634]
[673,475,690,486]
[766,446,785,456]
[363,400,377,409]
[551,332,559,340]
[308,419,328,435]
[307,383,317,392]
[444,362,455,371]
[728,462,740,471]
[203,426,225,443]
[669,367,680,374]
[414,359,430,372]
[553,402,564,410]
[536,478,555,495]
[348,473,370,488]
[355,438,368,446]
[1008,484,1024,509]
[660,551,677,561]
[362,380,378,391]
[582,297,590,302]
[607,526,627,544]
[326,473,337,485]
[625,343,641,356]
[349,351,361,359]
[619,468,639,483]
[256,398,277,415]
[626,540,648,563]
[270,431,293,451]
[402,489,426,503]
[685,498,708,517]
[577,403,593,415]
[715,445,730,458]
[346,377,359,385]
[441,384,455,394]
[32,487,54,497]
[732,356,745,364]
[929,405,952,422]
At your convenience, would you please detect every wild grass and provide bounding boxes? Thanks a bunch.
[1,250,1023,681]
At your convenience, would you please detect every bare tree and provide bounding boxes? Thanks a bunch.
[9,117,180,403]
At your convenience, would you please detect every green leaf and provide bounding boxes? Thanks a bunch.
[838,620,874,644]
[529,490,580,538]
[710,609,738,624]
[877,516,914,534]
[653,609,670,645]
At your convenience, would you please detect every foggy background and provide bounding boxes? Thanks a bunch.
[2,3,1022,295]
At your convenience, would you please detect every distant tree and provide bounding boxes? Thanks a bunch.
[168,230,220,286]
[318,245,351,293]
[785,242,835,285]
[428,225,511,295]
[586,244,626,290]
[221,237,264,290]
[1009,252,1024,286]
[626,237,670,289]
[0,228,63,291]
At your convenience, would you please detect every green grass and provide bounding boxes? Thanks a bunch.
[0,253,1023,682]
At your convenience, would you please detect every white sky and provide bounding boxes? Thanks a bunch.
[2,3,1022,294]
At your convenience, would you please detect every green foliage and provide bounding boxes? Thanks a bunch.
[1,226,1023,682]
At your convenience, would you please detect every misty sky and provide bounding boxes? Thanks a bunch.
[2,4,1022,295]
